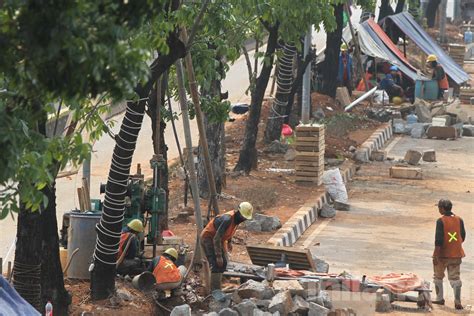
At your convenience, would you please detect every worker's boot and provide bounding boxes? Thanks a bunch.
[210,273,222,291]
[450,280,463,310]
[432,279,445,305]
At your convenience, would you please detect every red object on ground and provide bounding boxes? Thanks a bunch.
[275,268,307,277]
[368,273,424,293]
[281,124,293,137]
[162,230,175,237]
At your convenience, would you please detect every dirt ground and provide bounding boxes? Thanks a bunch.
[301,136,474,315]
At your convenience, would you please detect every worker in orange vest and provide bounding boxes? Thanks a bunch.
[117,219,145,276]
[432,199,466,310]
[426,54,449,100]
[148,248,186,290]
[201,202,253,290]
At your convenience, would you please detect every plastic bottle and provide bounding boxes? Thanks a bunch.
[45,301,53,316]
[407,113,418,124]
[465,28,473,44]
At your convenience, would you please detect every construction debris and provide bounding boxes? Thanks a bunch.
[390,166,423,180]
[462,124,474,136]
[243,213,282,232]
[170,304,192,316]
[426,126,458,140]
[414,100,433,123]
[375,289,392,313]
[264,140,289,154]
[320,203,336,218]
[334,200,351,212]
[404,150,422,165]
[422,150,436,162]
[370,150,387,161]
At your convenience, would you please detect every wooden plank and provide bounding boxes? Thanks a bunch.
[296,136,324,142]
[295,176,321,182]
[295,125,325,132]
[296,161,324,167]
[296,171,324,177]
[295,167,324,173]
[295,154,324,161]
[246,244,316,271]
[296,151,324,157]
[77,188,85,211]
[295,139,325,145]
[295,146,325,152]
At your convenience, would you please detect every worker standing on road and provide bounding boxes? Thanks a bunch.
[432,199,466,310]
[117,219,145,276]
[337,43,353,96]
[426,54,449,99]
[148,248,187,291]
[201,202,253,291]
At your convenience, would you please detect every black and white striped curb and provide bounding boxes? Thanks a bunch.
[354,122,393,162]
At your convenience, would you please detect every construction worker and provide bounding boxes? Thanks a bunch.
[337,43,353,96]
[148,248,187,290]
[426,54,449,99]
[117,219,145,276]
[389,65,403,87]
[201,202,253,290]
[432,199,466,310]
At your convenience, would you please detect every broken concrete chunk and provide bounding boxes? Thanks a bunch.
[238,280,274,300]
[370,150,387,161]
[415,100,432,123]
[268,290,293,315]
[334,200,350,211]
[218,308,239,316]
[234,299,257,316]
[422,150,436,162]
[255,214,282,231]
[426,126,458,139]
[291,295,310,314]
[252,310,272,316]
[462,124,474,136]
[209,297,231,313]
[404,150,422,165]
[320,203,336,218]
[243,220,263,232]
[250,298,271,310]
[231,291,242,304]
[272,280,305,298]
[170,304,192,316]
[284,148,297,161]
[298,279,321,297]
[410,123,430,138]
[264,140,289,154]
[203,313,219,316]
[390,166,423,180]
[308,302,329,316]
[375,289,392,312]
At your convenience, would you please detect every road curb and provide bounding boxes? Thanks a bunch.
[268,122,394,247]
[354,122,393,162]
[268,162,356,247]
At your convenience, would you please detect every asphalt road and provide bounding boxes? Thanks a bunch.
[0,6,369,266]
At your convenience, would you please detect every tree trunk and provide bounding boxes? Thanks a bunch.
[320,4,344,98]
[396,0,406,13]
[379,0,395,21]
[234,23,279,173]
[264,42,296,143]
[91,30,185,299]
[426,0,441,27]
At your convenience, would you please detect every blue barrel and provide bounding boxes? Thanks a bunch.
[465,29,473,44]
[67,212,101,279]
[415,80,439,100]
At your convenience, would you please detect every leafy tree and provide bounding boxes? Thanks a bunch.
[0,0,166,312]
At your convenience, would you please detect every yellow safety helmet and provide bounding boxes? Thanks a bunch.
[426,54,438,63]
[392,96,403,105]
[164,248,178,260]
[340,43,348,51]
[238,202,253,220]
[127,219,144,233]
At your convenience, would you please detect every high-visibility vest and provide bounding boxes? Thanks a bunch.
[436,65,449,89]
[201,211,238,251]
[152,256,181,284]
[117,232,131,259]
[440,215,465,258]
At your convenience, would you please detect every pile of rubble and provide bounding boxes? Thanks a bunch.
[171,279,356,316]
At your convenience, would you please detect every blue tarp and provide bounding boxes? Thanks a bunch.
[0,276,40,316]
[360,22,428,82]
[386,12,470,85]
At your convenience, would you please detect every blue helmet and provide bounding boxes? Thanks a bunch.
[390,65,399,71]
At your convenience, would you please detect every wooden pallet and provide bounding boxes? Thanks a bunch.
[246,244,316,271]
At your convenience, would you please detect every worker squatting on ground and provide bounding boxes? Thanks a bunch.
[117,219,145,276]
[432,199,466,310]
[200,202,254,291]
[148,248,187,291]
[426,54,449,100]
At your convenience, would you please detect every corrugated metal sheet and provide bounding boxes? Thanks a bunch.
[386,12,470,84]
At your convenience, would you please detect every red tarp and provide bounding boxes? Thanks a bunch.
[368,273,426,293]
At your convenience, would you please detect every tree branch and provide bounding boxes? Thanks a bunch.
[186,0,211,50]
[242,45,253,85]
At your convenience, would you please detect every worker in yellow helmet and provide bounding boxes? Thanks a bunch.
[201,202,253,290]
[337,43,353,96]
[117,219,145,276]
[426,54,449,99]
[148,248,187,290]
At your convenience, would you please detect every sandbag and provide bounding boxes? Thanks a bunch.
[322,168,348,203]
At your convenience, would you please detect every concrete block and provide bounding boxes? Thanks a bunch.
[298,279,321,297]
[375,290,392,313]
[234,299,257,316]
[404,150,422,165]
[390,166,423,180]
[308,302,330,316]
[253,311,272,316]
[250,299,271,310]
[370,150,387,161]
[334,200,350,211]
[268,290,293,315]
[238,280,274,300]
[336,87,351,106]
[218,308,238,316]
[415,101,432,123]
[291,295,310,314]
[170,304,191,316]
[272,280,305,298]
[426,126,458,139]
[463,124,474,136]
[393,119,407,134]
[422,150,436,162]
[354,148,369,162]
[410,123,430,138]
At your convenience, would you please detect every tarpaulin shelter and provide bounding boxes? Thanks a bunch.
[385,12,470,85]
[0,276,41,315]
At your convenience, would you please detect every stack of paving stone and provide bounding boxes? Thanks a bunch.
[295,124,325,185]
[448,44,465,67]
[459,86,474,104]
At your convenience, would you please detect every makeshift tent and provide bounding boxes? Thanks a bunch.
[0,276,41,315]
[342,25,389,62]
[385,12,470,85]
